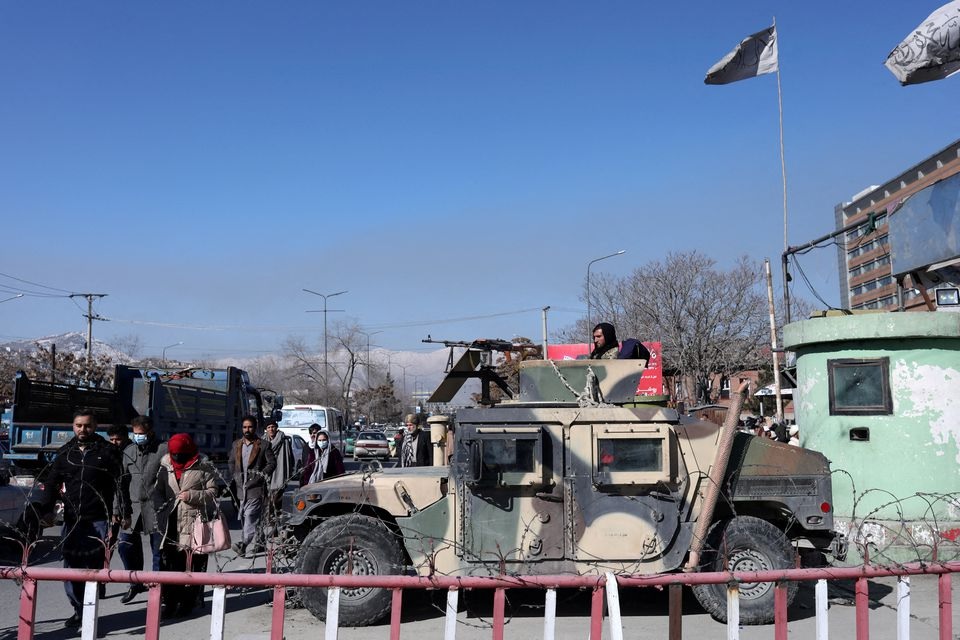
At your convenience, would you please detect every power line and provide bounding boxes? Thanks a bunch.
[0,271,73,294]
[363,307,544,330]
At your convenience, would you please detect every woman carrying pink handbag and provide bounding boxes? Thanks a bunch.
[155,433,221,619]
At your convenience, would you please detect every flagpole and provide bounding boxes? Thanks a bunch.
[774,17,791,323]
[774,16,787,253]
[773,16,787,421]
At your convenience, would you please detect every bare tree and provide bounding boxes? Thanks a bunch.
[282,336,327,403]
[0,347,30,404]
[111,333,143,360]
[353,376,402,424]
[328,322,365,423]
[25,343,114,389]
[576,251,771,405]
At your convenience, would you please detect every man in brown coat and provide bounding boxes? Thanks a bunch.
[227,415,276,557]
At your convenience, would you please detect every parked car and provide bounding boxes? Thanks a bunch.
[342,430,359,456]
[353,431,390,460]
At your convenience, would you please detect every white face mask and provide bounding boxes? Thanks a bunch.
[318,441,329,450]
[132,433,148,445]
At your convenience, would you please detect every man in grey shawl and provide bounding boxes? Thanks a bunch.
[264,421,294,527]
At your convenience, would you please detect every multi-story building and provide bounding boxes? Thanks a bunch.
[835,139,960,311]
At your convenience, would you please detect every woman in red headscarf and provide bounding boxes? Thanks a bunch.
[155,433,218,618]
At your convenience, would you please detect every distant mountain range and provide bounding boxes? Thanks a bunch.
[0,331,134,363]
[0,332,457,403]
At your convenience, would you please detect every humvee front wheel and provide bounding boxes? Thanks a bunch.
[691,516,798,625]
[296,514,404,626]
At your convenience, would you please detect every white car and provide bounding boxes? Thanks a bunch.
[353,431,390,459]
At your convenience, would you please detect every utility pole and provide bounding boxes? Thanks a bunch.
[541,306,550,360]
[69,293,108,369]
[359,330,383,388]
[303,288,347,403]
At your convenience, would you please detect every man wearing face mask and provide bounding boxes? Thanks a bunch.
[228,415,276,557]
[116,416,167,605]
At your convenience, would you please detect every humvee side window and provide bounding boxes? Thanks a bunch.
[470,426,545,487]
[827,357,892,415]
[482,439,537,473]
[597,438,662,473]
[592,425,670,485]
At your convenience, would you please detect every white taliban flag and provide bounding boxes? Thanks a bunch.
[885,0,960,85]
[705,26,778,85]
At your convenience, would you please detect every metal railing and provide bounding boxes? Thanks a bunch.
[2,561,956,640]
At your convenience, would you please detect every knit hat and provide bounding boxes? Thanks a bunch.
[167,433,198,457]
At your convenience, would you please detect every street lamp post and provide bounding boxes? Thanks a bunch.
[358,330,383,388]
[162,341,183,367]
[586,250,626,341]
[303,288,348,402]
[0,294,24,304]
[393,363,412,401]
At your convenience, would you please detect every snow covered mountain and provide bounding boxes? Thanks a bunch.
[0,332,134,363]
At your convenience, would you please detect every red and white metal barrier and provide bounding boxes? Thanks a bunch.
[2,562,957,640]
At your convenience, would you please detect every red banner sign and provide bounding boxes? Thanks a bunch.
[546,342,662,396]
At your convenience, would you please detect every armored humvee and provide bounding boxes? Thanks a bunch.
[285,357,844,626]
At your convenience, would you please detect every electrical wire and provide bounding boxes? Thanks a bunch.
[363,307,544,331]
[0,271,73,294]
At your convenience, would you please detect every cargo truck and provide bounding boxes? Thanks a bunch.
[4,365,281,485]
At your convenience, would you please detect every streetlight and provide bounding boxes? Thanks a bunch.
[162,341,183,366]
[393,363,412,400]
[303,288,348,402]
[586,250,626,341]
[358,329,383,388]
[0,293,24,304]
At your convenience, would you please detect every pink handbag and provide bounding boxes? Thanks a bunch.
[191,513,231,553]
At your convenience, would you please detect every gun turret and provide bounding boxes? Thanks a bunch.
[423,336,541,405]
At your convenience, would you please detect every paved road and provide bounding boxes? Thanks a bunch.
[0,526,955,640]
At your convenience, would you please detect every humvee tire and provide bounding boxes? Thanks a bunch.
[691,516,798,625]
[296,514,403,626]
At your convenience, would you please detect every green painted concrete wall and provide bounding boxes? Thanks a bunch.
[783,313,960,522]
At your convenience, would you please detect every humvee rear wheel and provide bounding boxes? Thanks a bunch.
[296,514,404,627]
[691,516,798,625]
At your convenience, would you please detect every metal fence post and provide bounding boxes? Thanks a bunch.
[896,577,910,640]
[17,577,37,640]
[815,579,829,640]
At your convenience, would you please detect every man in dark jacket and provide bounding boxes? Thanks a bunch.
[116,415,167,604]
[228,415,276,557]
[399,414,432,467]
[33,409,129,628]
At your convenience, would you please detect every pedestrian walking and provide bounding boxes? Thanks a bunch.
[299,424,345,486]
[155,433,219,618]
[27,409,129,629]
[117,415,167,604]
[264,420,294,529]
[228,415,276,557]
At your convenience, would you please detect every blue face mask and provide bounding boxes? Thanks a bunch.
[318,441,329,450]
[132,433,149,445]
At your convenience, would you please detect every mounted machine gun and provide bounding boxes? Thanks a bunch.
[421,336,542,405]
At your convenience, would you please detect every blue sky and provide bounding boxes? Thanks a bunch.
[2,2,958,359]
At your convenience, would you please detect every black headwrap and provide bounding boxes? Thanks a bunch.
[590,322,619,359]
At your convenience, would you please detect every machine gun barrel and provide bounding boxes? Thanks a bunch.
[422,336,540,353]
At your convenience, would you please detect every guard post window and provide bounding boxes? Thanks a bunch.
[827,357,892,415]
